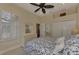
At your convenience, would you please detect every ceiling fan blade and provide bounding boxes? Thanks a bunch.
[34,8,40,12]
[40,3,45,6]
[30,3,39,6]
[42,8,46,14]
[44,5,54,8]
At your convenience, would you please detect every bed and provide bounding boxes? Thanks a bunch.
[23,20,79,55]
[24,35,79,55]
[24,37,55,55]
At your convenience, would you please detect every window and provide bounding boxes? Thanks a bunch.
[0,11,20,40]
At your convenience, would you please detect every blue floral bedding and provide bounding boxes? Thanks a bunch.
[24,36,79,55]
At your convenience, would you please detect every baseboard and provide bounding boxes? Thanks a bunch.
[0,44,22,55]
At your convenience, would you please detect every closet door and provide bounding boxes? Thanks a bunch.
[40,23,52,37]
[52,20,76,38]
[62,20,76,37]
[52,22,62,38]
[45,24,52,36]
[40,24,46,37]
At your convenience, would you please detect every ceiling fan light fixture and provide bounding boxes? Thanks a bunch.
[30,3,54,14]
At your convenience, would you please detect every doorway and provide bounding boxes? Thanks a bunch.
[36,24,40,38]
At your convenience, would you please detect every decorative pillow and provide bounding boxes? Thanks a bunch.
[53,37,65,54]
[75,34,79,38]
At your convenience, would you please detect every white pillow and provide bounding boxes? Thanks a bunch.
[75,34,79,38]
[53,37,65,54]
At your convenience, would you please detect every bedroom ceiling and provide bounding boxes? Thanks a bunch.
[16,3,78,16]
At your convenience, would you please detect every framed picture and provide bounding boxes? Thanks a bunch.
[25,24,31,33]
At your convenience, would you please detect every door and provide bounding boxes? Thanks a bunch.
[52,20,76,38]
[36,24,40,38]
[40,24,45,37]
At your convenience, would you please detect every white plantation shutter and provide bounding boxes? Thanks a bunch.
[0,11,20,40]
[1,22,11,39]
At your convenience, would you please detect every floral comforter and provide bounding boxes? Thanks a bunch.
[24,37,55,55]
[24,36,79,55]
[63,36,79,55]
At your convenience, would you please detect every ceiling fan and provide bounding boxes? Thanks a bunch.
[30,3,54,14]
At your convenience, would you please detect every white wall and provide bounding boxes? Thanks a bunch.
[0,4,39,54]
[40,13,78,38]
